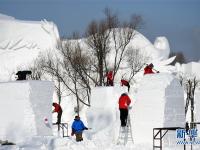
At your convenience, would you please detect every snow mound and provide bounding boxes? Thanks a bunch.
[0,14,60,81]
[133,73,185,146]
[0,81,54,143]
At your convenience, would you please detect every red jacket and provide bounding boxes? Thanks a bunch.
[106,71,113,81]
[144,66,154,75]
[118,93,131,109]
[53,103,62,112]
[121,79,129,86]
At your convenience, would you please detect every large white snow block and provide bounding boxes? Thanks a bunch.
[86,86,127,141]
[0,81,54,143]
[132,73,185,145]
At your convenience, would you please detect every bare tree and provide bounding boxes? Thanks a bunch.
[85,19,112,86]
[111,15,143,81]
[178,74,200,128]
[85,8,143,85]
[185,77,199,128]
[125,47,149,81]
[40,51,91,115]
[29,39,95,114]
[29,59,44,80]
[62,41,93,107]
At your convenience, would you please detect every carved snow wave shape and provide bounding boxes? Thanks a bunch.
[0,17,59,53]
[0,38,38,51]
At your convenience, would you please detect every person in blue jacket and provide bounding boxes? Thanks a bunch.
[71,115,88,142]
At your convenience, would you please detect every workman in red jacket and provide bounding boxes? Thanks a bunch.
[118,93,131,127]
[106,71,114,86]
[144,63,159,75]
[121,79,130,92]
[52,102,63,124]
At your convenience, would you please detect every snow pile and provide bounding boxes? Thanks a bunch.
[0,81,54,143]
[0,13,60,81]
[132,73,185,146]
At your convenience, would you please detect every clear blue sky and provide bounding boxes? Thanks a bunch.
[0,0,200,61]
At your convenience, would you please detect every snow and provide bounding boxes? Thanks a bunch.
[0,12,175,83]
[83,74,185,149]
[0,81,54,143]
[154,36,170,60]
[135,32,170,62]
[133,73,185,146]
[0,12,199,149]
[127,32,170,61]
[0,14,60,81]
[86,86,127,143]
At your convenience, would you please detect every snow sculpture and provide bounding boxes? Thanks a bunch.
[132,73,185,146]
[0,13,60,81]
[86,86,127,141]
[154,36,170,60]
[0,81,54,143]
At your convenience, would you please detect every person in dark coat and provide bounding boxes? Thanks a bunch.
[121,79,130,92]
[16,70,32,80]
[106,71,114,86]
[71,116,88,142]
[144,63,159,75]
[52,102,63,124]
[118,93,132,127]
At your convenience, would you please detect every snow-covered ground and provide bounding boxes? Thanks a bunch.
[1,13,200,150]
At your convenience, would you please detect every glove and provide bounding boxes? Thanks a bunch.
[128,106,132,110]
[84,127,88,130]
[157,71,160,73]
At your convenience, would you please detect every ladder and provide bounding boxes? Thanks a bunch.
[153,127,185,150]
[117,109,134,145]
[53,123,69,137]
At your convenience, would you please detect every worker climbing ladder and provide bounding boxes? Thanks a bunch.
[117,108,134,145]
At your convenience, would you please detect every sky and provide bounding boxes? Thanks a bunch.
[0,0,200,62]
